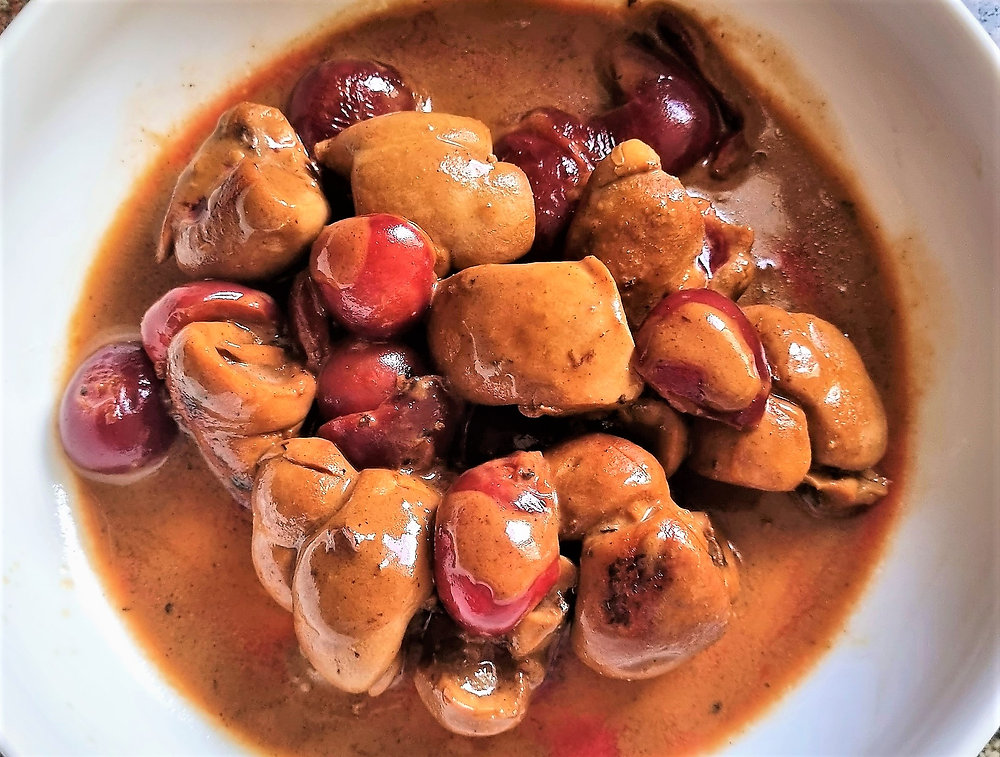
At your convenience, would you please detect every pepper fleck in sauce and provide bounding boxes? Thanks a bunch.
[64,2,910,755]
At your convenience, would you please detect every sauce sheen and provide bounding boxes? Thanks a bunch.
[64,2,910,755]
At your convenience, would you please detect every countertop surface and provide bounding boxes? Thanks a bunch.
[0,0,997,755]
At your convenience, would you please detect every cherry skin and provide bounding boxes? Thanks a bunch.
[316,339,426,420]
[434,451,560,637]
[309,214,437,339]
[59,342,178,476]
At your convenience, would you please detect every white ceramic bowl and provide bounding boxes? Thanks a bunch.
[2,1,998,754]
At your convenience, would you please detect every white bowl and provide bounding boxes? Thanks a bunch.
[2,1,998,754]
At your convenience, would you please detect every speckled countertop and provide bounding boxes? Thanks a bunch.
[0,0,997,754]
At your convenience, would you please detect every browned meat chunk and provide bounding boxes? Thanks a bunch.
[744,305,888,471]
[546,433,671,539]
[572,502,735,679]
[250,438,358,610]
[291,469,439,694]
[428,257,642,415]
[565,139,706,324]
[158,102,329,281]
[692,196,757,300]
[688,395,812,492]
[165,321,316,505]
[316,111,535,272]
[615,397,690,477]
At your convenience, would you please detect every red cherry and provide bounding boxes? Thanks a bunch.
[309,214,437,339]
[59,342,177,476]
[434,451,560,636]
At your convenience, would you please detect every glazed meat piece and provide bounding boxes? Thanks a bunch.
[165,321,316,505]
[546,433,671,539]
[414,622,536,738]
[428,257,642,415]
[744,305,888,471]
[688,395,812,492]
[798,467,890,517]
[573,502,735,679]
[292,468,439,694]
[693,197,757,300]
[565,139,707,325]
[634,289,770,429]
[505,556,577,660]
[316,111,535,272]
[434,452,560,636]
[250,438,357,610]
[158,102,329,281]
[615,397,689,477]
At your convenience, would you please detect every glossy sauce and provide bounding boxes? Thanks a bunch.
[65,2,909,755]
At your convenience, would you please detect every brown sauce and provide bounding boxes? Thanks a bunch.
[65,1,910,754]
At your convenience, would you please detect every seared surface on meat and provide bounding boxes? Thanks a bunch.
[428,257,642,415]
[566,139,706,324]
[317,111,535,272]
[158,102,329,280]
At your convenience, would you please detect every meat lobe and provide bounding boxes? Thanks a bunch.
[688,395,812,492]
[250,437,357,610]
[565,139,707,325]
[316,111,535,272]
[291,468,439,694]
[428,257,642,415]
[743,305,888,471]
[546,433,671,540]
[614,397,690,478]
[572,502,735,679]
[165,321,316,506]
[158,102,329,281]
[414,615,536,738]
[693,197,757,300]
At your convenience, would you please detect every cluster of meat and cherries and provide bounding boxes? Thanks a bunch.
[59,24,890,737]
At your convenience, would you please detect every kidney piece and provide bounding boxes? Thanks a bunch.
[688,395,812,492]
[572,502,735,680]
[315,111,534,272]
[165,321,316,505]
[291,468,439,694]
[546,433,671,540]
[428,257,642,415]
[566,139,707,325]
[743,305,888,471]
[250,438,358,610]
[158,102,329,281]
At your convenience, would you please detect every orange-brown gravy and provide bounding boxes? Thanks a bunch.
[65,2,909,755]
